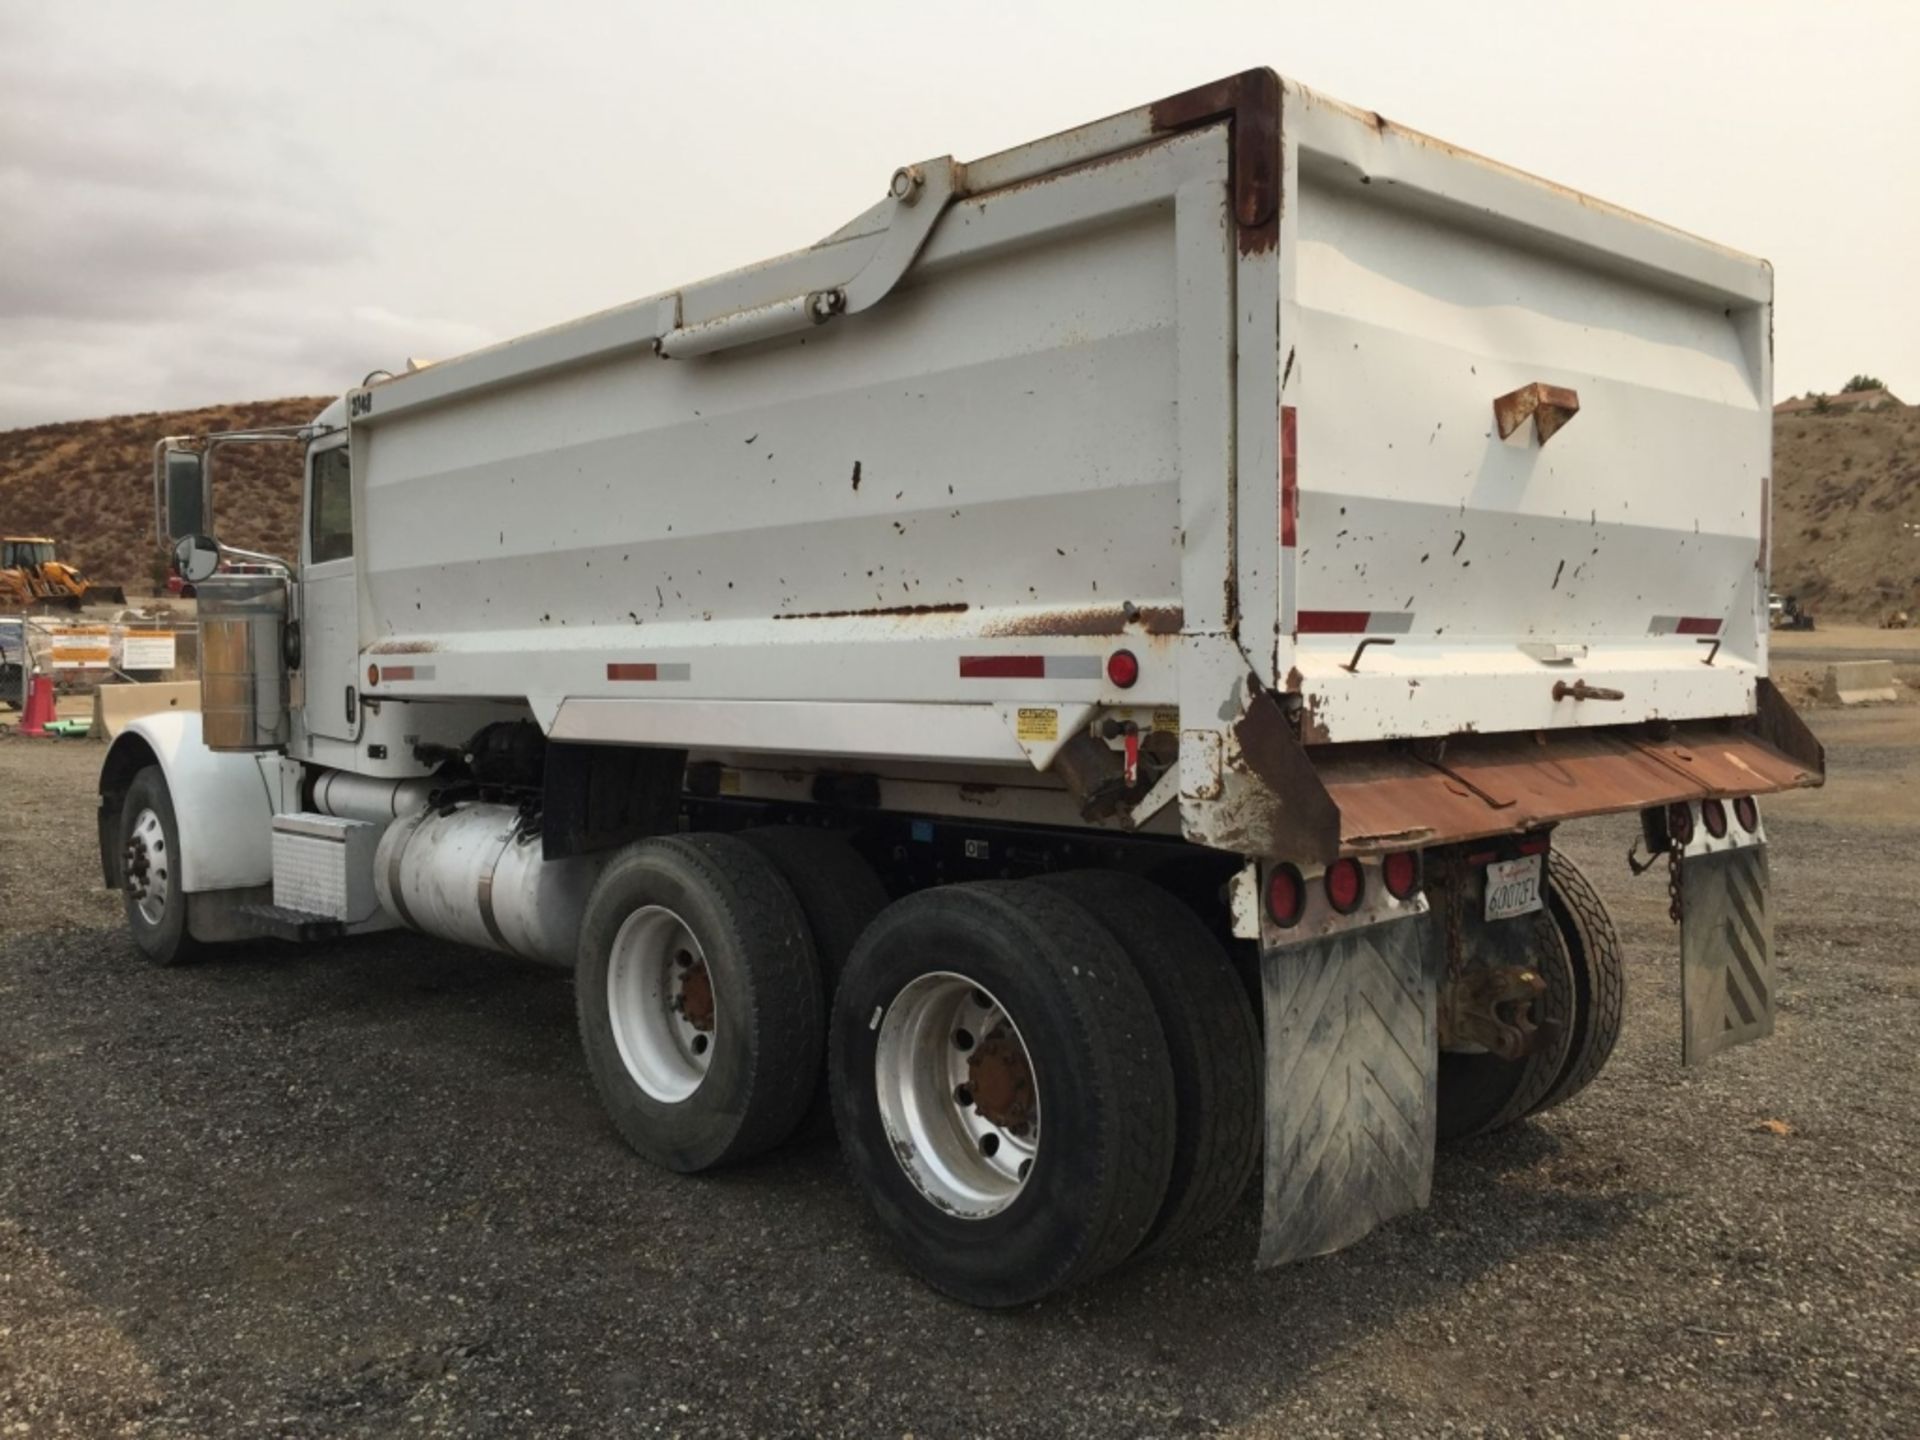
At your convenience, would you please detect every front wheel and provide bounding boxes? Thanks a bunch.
[120,766,201,966]
[830,882,1176,1307]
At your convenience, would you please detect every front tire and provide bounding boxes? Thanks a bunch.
[120,766,200,966]
[831,882,1176,1307]
[576,834,825,1172]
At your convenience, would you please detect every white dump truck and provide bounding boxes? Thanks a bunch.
[108,69,1823,1306]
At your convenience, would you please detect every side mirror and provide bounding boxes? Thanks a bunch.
[154,442,209,545]
[174,533,222,584]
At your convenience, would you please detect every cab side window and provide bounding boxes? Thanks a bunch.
[310,446,353,564]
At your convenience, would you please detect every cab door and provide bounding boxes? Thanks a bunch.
[301,438,360,743]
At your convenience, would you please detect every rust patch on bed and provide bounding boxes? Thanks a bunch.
[980,603,1183,638]
[368,639,442,655]
[1149,68,1281,255]
[773,602,970,621]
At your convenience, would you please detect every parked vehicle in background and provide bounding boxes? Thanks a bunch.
[1769,592,1816,630]
[0,617,23,709]
[0,535,127,610]
[101,68,1823,1307]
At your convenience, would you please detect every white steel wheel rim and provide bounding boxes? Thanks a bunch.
[606,905,717,1103]
[124,807,171,927]
[874,972,1041,1219]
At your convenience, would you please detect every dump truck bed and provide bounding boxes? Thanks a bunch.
[336,70,1809,854]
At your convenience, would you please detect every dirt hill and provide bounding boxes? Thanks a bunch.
[1772,402,1920,623]
[2,392,1915,617]
[0,397,328,591]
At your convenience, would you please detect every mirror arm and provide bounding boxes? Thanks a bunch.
[216,543,295,578]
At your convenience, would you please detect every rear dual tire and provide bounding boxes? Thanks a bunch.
[738,825,889,1139]
[580,846,1260,1305]
[830,882,1178,1307]
[576,834,825,1171]
[1437,850,1626,1140]
[1037,870,1261,1258]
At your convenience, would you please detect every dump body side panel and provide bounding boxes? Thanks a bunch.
[351,130,1236,745]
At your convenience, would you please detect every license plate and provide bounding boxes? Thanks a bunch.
[1485,855,1544,921]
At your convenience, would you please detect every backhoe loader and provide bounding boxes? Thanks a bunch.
[0,536,126,611]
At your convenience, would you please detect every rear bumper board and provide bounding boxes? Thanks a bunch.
[1311,680,1823,856]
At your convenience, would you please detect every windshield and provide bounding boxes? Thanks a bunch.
[3,541,56,568]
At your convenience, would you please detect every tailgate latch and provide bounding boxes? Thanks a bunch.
[1551,678,1624,703]
[1493,382,1581,445]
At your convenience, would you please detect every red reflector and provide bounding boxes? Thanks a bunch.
[958,655,1046,679]
[1517,835,1551,856]
[1464,849,1497,867]
[1266,864,1304,927]
[1382,850,1420,900]
[1734,795,1759,833]
[607,663,659,681]
[366,663,380,688]
[1702,798,1728,838]
[1675,616,1723,635]
[1666,802,1695,846]
[1106,649,1139,689]
[1296,610,1372,635]
[1325,858,1364,914]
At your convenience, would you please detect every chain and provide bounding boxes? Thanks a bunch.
[1666,844,1683,925]
[1440,851,1468,980]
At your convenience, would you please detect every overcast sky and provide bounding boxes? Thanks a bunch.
[3,1,1915,429]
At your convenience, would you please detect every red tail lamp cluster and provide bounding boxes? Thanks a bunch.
[1267,851,1423,928]
[1106,649,1139,688]
[1670,796,1762,848]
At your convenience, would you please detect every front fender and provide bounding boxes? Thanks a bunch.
[98,711,277,893]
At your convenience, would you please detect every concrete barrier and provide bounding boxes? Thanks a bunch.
[91,681,199,739]
[1819,660,1898,706]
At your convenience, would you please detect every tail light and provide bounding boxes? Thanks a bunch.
[1382,850,1421,900]
[1702,797,1728,839]
[1734,795,1759,833]
[1324,858,1364,915]
[1666,802,1695,848]
[1266,863,1305,928]
[1106,649,1139,689]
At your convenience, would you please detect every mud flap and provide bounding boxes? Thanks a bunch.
[1259,913,1438,1267]
[1680,843,1773,1065]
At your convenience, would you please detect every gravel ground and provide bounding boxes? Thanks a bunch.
[1,714,1916,1438]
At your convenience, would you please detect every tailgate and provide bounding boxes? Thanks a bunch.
[1279,88,1772,745]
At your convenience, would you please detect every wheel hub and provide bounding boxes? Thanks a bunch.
[607,906,718,1103]
[874,974,1041,1219]
[677,957,716,1033]
[966,1025,1035,1131]
[122,808,169,926]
